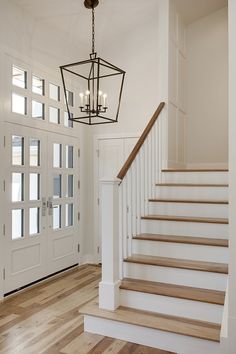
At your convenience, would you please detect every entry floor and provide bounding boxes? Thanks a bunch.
[0,265,174,353]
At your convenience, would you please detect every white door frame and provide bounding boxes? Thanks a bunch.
[93,133,140,263]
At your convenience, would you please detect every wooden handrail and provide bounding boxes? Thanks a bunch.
[117,102,165,180]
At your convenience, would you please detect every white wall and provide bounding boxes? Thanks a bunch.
[186,7,228,167]
[228,1,236,352]
[168,0,187,168]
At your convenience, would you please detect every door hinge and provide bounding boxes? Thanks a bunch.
[96,149,99,158]
[78,244,80,253]
[97,198,99,205]
[127,206,129,213]
[97,246,100,254]
[3,180,5,192]
[3,268,5,280]
[3,136,6,148]
[78,180,80,189]
[78,212,80,221]
[78,149,80,158]
[3,224,5,236]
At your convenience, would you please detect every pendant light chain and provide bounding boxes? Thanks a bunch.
[92,7,95,53]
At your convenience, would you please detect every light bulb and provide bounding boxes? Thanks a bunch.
[85,90,90,95]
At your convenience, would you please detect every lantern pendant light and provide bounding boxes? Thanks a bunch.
[60,0,126,125]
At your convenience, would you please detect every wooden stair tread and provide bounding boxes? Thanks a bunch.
[124,254,228,274]
[156,183,228,187]
[120,278,225,305]
[133,234,228,247]
[141,215,228,224]
[162,169,228,172]
[80,298,221,342]
[149,198,228,204]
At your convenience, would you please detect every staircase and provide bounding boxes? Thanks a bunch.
[81,104,229,354]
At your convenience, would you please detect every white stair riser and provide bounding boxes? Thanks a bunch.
[161,172,228,185]
[148,202,228,218]
[155,186,228,201]
[141,220,228,239]
[120,290,223,323]
[132,239,228,263]
[123,262,227,290]
[84,315,221,354]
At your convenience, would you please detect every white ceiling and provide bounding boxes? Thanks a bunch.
[10,0,159,50]
[175,0,228,24]
[10,0,228,50]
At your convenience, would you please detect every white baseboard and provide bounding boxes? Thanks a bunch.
[80,254,97,265]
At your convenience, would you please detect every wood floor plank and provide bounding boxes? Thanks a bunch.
[149,198,228,204]
[124,254,228,274]
[120,278,225,305]
[141,215,229,224]
[0,265,172,354]
[133,234,229,247]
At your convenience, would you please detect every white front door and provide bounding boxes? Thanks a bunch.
[3,124,80,294]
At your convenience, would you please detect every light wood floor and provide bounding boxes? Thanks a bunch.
[0,265,175,354]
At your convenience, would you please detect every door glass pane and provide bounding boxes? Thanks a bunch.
[32,76,44,95]
[49,107,60,124]
[12,66,27,89]
[65,204,73,227]
[12,209,24,239]
[30,139,40,166]
[12,136,24,165]
[30,173,40,201]
[32,101,44,119]
[53,174,62,199]
[53,205,61,229]
[29,207,40,235]
[65,90,74,106]
[49,84,60,101]
[12,173,24,202]
[66,175,73,197]
[66,145,73,168]
[64,111,73,128]
[53,143,62,168]
[12,93,26,115]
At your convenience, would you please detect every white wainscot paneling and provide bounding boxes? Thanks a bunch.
[53,235,74,260]
[12,244,41,274]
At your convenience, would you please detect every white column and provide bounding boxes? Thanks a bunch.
[99,178,120,310]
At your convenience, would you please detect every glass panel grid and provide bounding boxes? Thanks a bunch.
[29,173,40,201]
[30,139,40,167]
[53,174,62,199]
[66,175,73,198]
[53,205,61,230]
[32,76,44,95]
[32,101,44,120]
[49,83,60,101]
[12,136,24,166]
[49,106,60,124]
[29,207,40,235]
[53,143,62,168]
[12,209,24,239]
[12,66,27,89]
[12,173,24,202]
[66,145,73,169]
[12,93,26,115]
[65,203,73,227]
[64,111,73,128]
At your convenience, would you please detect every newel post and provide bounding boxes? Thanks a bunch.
[99,178,120,310]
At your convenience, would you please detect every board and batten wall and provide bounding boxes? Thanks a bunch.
[168,0,187,168]
[186,7,228,168]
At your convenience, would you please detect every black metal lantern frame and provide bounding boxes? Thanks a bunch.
[60,0,126,126]
[60,53,125,125]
